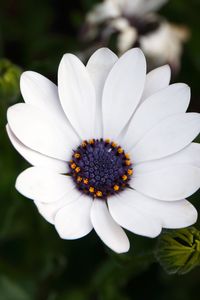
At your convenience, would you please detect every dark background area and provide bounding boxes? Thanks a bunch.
[0,0,200,299]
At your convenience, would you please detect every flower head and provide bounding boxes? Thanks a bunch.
[82,0,188,72]
[87,0,168,22]
[7,48,200,253]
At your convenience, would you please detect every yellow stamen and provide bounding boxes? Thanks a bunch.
[77,176,82,182]
[127,169,133,176]
[114,185,120,191]
[125,153,130,159]
[96,191,103,197]
[89,139,95,144]
[75,167,81,173]
[112,142,117,148]
[122,175,128,181]
[74,153,81,159]
[105,139,110,143]
[118,147,123,154]
[82,141,87,147]
[71,163,76,169]
[125,160,131,166]
[89,187,95,193]
[83,178,89,184]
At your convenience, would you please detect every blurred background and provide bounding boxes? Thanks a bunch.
[0,0,200,299]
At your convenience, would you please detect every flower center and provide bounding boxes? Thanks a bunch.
[69,139,133,199]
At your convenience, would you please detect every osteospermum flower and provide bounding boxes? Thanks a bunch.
[7,48,200,253]
[82,0,189,73]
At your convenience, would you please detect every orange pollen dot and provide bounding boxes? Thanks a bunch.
[82,141,87,147]
[83,178,89,184]
[89,139,95,144]
[125,153,130,159]
[71,163,76,169]
[118,147,123,154]
[75,167,81,173]
[96,191,103,197]
[112,142,117,148]
[114,185,120,191]
[89,187,95,193]
[122,175,128,181]
[128,169,133,175]
[77,176,82,182]
[74,153,80,159]
[125,160,131,166]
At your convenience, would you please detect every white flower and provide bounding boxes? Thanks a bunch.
[87,0,168,24]
[84,0,188,71]
[109,18,138,54]
[116,0,168,16]
[86,0,121,25]
[7,48,200,253]
[140,22,189,72]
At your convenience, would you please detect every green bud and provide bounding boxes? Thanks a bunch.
[0,59,22,103]
[155,227,200,275]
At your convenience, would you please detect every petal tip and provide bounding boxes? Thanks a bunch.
[7,104,16,120]
[186,204,198,226]
[60,53,78,63]
[115,240,130,254]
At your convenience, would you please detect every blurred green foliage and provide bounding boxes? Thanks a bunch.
[0,59,22,103]
[0,0,200,299]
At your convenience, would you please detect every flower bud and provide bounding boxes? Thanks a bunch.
[0,59,22,102]
[156,227,200,275]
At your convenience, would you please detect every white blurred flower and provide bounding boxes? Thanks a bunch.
[87,0,168,22]
[109,18,138,53]
[7,48,200,253]
[117,0,168,16]
[86,0,121,24]
[83,0,188,72]
[140,22,189,72]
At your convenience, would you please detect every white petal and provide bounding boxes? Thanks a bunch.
[117,25,138,54]
[132,164,200,200]
[122,0,168,16]
[58,54,96,140]
[108,191,162,238]
[16,167,76,203]
[86,1,120,24]
[131,113,200,163]
[86,48,118,138]
[35,200,63,225]
[90,199,130,253]
[7,103,79,161]
[125,190,197,229]
[102,48,146,139]
[141,65,171,102]
[20,71,71,132]
[134,143,200,174]
[143,0,168,14]
[122,84,190,149]
[6,125,68,173]
[34,189,79,224]
[160,200,198,228]
[55,195,93,239]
